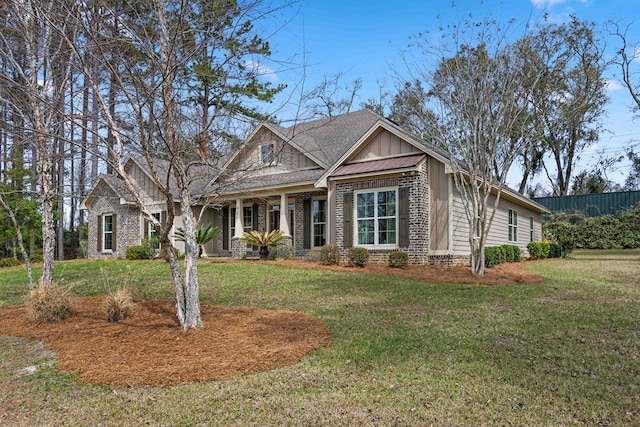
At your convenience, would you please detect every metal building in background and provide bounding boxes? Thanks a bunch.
[533,191,640,218]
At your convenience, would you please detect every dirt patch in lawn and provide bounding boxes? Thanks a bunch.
[0,259,544,388]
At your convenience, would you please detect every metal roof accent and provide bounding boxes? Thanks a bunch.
[330,154,427,177]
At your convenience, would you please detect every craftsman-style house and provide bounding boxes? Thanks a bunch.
[82,109,548,264]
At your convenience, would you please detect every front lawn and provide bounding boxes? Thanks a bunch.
[0,251,638,426]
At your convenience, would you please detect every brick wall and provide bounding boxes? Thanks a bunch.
[334,164,431,265]
[87,187,141,259]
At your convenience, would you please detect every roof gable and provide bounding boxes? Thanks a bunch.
[221,123,324,175]
[348,127,421,162]
[315,118,444,187]
[80,173,135,210]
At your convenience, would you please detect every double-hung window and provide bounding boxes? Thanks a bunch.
[356,189,397,247]
[230,206,253,241]
[149,213,161,249]
[529,216,535,242]
[103,214,113,251]
[508,209,518,242]
[312,199,327,248]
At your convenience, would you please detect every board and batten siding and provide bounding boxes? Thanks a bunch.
[233,128,317,173]
[350,128,420,161]
[429,157,450,251]
[128,161,162,201]
[450,186,543,257]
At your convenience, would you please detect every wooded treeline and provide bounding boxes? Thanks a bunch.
[0,1,639,282]
[0,0,283,266]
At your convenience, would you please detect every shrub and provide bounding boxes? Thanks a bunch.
[24,283,75,324]
[125,238,158,260]
[104,288,136,322]
[0,257,21,268]
[549,243,562,258]
[319,244,341,265]
[141,237,159,258]
[126,245,148,260]
[268,244,295,260]
[347,247,370,268]
[484,246,506,268]
[388,251,409,268]
[29,253,43,263]
[544,217,576,257]
[527,241,550,260]
[501,245,521,263]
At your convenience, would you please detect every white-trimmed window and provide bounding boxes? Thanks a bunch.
[103,214,113,251]
[148,213,161,238]
[148,213,161,248]
[230,206,253,243]
[508,209,518,242]
[260,143,275,164]
[529,216,535,242]
[356,188,397,246]
[312,199,327,248]
[268,202,294,238]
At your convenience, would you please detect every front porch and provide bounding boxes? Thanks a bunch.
[209,190,328,259]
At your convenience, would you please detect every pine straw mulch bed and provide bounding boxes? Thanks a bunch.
[0,259,545,388]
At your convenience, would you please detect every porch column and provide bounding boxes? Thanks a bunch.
[234,198,244,238]
[279,193,291,237]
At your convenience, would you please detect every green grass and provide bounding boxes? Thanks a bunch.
[1,251,639,426]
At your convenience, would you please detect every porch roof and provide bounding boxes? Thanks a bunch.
[219,168,325,194]
[330,154,427,177]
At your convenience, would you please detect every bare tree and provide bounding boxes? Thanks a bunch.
[612,22,640,115]
[400,18,543,276]
[0,192,35,288]
[301,72,362,118]
[56,0,287,329]
[0,0,75,286]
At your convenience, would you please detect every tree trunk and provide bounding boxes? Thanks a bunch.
[56,125,65,261]
[259,245,269,259]
[0,194,34,290]
[177,199,202,329]
[38,134,56,287]
[469,234,485,276]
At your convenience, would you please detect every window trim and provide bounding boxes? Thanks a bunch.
[102,214,114,252]
[229,205,253,247]
[508,209,518,242]
[148,212,161,249]
[268,200,294,234]
[259,143,275,165]
[311,198,327,249]
[529,216,535,242]
[354,187,399,248]
[149,213,161,238]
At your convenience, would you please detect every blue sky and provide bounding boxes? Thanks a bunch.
[262,0,640,191]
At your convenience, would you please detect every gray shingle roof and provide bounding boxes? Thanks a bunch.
[129,155,219,198]
[100,173,136,202]
[281,109,382,168]
[221,169,325,194]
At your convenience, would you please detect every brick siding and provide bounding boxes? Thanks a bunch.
[334,164,431,265]
[87,187,141,259]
